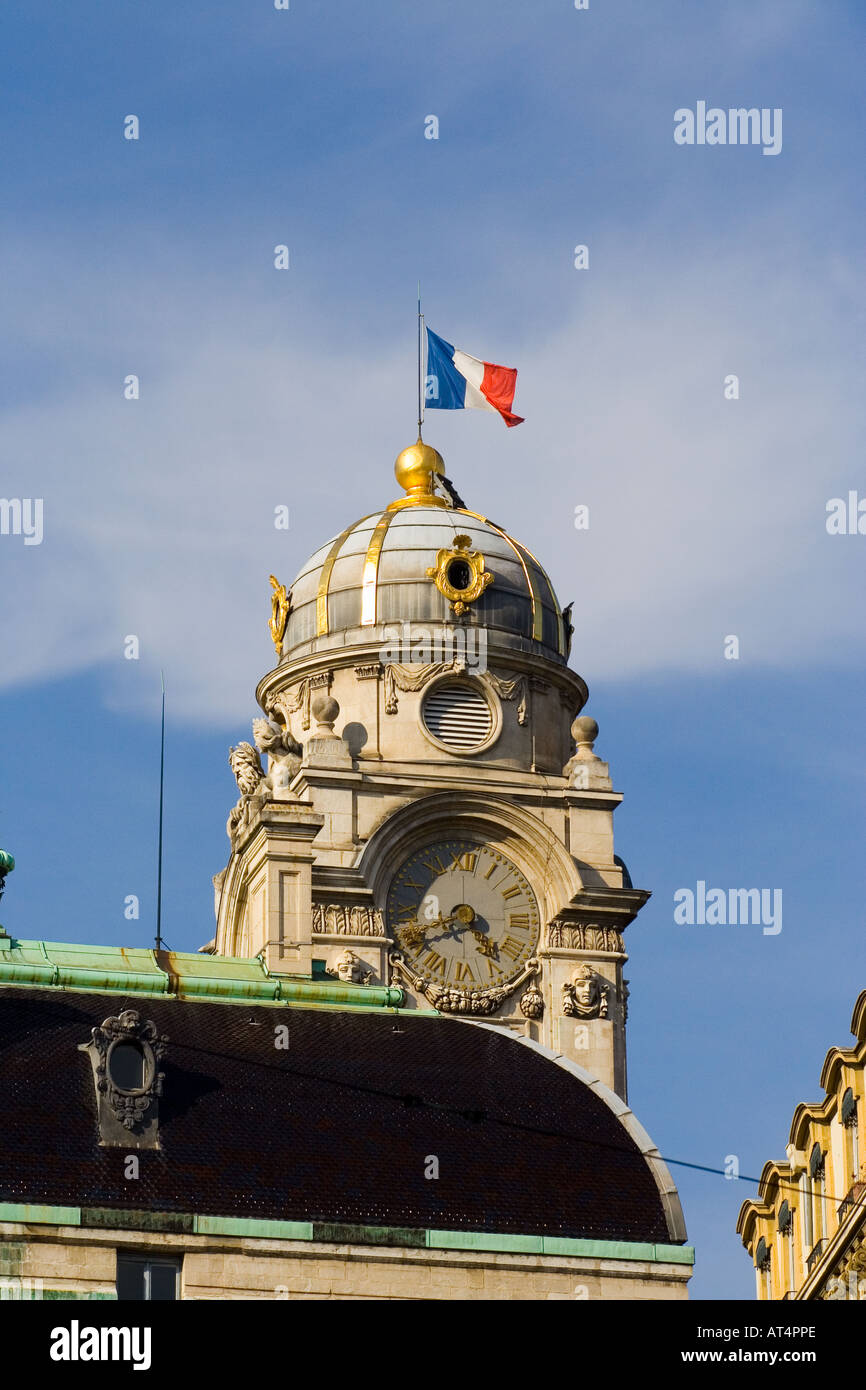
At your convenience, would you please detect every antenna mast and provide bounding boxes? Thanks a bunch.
[155,671,166,952]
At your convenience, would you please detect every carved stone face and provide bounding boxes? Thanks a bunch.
[334,949,360,982]
[573,966,597,1005]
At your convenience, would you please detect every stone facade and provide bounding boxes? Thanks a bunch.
[0,1220,691,1302]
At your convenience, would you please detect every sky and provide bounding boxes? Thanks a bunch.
[1,0,864,1300]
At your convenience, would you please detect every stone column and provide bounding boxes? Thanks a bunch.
[218,802,324,975]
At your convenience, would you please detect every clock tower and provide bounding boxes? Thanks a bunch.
[213,439,649,1101]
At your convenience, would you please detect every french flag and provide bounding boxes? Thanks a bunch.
[425,327,524,427]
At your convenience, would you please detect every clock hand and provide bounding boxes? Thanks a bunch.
[397,909,459,950]
[397,904,477,950]
[428,907,500,958]
[471,929,498,958]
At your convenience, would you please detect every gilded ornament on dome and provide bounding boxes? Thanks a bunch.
[268,575,291,657]
[425,534,493,615]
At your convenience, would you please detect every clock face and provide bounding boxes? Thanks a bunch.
[387,839,540,992]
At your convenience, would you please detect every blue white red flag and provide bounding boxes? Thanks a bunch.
[425,327,524,427]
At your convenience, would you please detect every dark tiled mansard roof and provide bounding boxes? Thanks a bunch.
[0,983,676,1244]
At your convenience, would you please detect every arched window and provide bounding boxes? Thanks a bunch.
[754,1236,771,1300]
[810,1143,826,1243]
[841,1088,859,1188]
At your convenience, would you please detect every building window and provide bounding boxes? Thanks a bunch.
[754,1236,771,1298]
[842,1089,859,1184]
[800,1173,813,1260]
[108,1040,147,1091]
[776,1200,795,1292]
[116,1254,181,1302]
[810,1144,826,1242]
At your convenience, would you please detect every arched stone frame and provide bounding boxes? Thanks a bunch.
[357,789,584,928]
[215,843,260,959]
[464,1021,689,1244]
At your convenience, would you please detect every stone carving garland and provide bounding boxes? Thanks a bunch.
[269,672,333,733]
[390,953,539,1016]
[383,660,462,715]
[519,982,544,1019]
[383,661,527,723]
[483,672,527,725]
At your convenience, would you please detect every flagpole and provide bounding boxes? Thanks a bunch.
[417,281,423,439]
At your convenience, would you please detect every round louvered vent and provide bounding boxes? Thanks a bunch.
[421,681,494,751]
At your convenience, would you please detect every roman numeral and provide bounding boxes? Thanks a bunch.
[454,960,475,983]
[501,883,522,901]
[483,860,498,880]
[421,949,448,979]
[450,850,477,873]
[509,912,531,930]
[393,902,417,920]
[422,856,446,876]
[403,876,425,892]
[500,936,523,961]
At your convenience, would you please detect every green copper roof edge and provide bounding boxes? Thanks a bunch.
[0,1203,693,1263]
[0,938,404,1010]
[425,1231,694,1264]
[194,1216,314,1240]
[0,1203,81,1226]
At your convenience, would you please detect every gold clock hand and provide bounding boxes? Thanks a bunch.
[471,929,498,958]
[398,909,457,950]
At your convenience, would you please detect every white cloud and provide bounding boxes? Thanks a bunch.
[0,231,861,728]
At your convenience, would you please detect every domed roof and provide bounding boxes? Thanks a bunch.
[284,498,568,662]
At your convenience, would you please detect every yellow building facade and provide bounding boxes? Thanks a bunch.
[738,991,866,1300]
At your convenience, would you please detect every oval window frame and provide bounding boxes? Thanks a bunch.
[106,1038,153,1096]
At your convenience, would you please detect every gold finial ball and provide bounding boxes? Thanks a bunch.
[394,439,446,496]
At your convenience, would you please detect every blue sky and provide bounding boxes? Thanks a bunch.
[1,0,864,1299]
